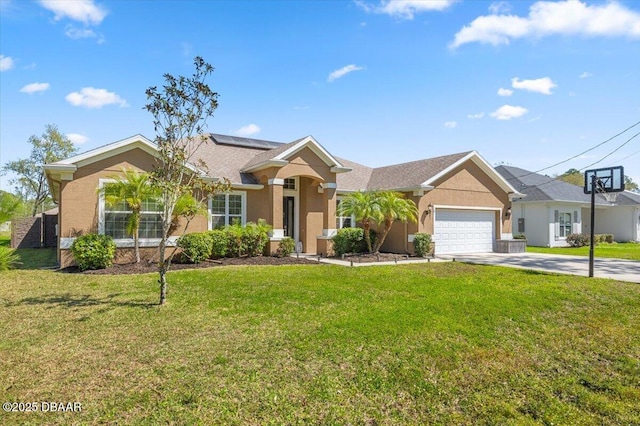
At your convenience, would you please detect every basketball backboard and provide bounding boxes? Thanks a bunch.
[584,166,625,194]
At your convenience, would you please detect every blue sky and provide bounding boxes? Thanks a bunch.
[1,0,639,193]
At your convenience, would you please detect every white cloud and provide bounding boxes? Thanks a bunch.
[66,133,89,145]
[39,0,107,25]
[579,71,592,79]
[356,0,455,19]
[65,87,128,108]
[497,88,513,96]
[20,82,50,94]
[0,55,15,71]
[489,1,511,15]
[444,121,458,129]
[512,77,557,95]
[490,105,528,120]
[467,112,484,119]
[65,26,97,39]
[327,64,364,82]
[450,0,640,49]
[234,124,261,137]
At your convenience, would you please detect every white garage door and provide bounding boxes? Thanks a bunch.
[434,209,495,254]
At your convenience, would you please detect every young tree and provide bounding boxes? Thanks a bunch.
[2,125,78,216]
[372,191,418,253]
[144,56,229,305]
[337,191,381,253]
[99,169,159,263]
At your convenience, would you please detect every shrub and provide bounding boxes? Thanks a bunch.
[595,234,614,244]
[71,234,116,271]
[177,232,212,264]
[566,233,590,247]
[242,220,272,257]
[208,229,228,259]
[225,223,245,258]
[513,234,527,240]
[275,237,295,258]
[331,227,364,256]
[0,246,21,271]
[413,233,432,257]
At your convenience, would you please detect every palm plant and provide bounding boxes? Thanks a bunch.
[99,169,159,263]
[372,191,418,253]
[337,191,382,253]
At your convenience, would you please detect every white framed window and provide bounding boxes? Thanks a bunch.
[558,212,571,238]
[283,178,296,190]
[336,198,355,229]
[99,180,163,240]
[209,191,246,229]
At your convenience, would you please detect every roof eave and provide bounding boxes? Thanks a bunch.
[241,159,289,173]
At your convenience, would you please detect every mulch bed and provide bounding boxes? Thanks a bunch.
[59,253,426,275]
[61,256,321,275]
[334,253,421,264]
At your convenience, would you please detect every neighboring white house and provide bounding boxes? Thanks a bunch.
[496,165,640,247]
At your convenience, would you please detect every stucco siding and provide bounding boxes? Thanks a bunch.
[514,203,549,247]
[594,206,638,242]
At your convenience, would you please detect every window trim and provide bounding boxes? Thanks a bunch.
[98,178,164,246]
[336,197,356,229]
[208,191,247,230]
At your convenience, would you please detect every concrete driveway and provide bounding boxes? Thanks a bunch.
[438,252,640,283]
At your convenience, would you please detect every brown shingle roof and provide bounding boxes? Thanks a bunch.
[366,151,472,190]
[242,137,306,170]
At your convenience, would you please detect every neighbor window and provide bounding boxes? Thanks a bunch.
[102,184,163,240]
[210,192,246,229]
[558,212,571,238]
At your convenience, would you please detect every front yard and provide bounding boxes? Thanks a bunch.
[527,242,640,261]
[1,263,639,424]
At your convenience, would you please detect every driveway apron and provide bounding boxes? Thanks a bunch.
[438,252,640,283]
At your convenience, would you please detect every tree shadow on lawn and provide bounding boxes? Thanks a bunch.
[8,292,157,312]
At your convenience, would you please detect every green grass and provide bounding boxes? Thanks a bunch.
[1,264,639,424]
[0,231,9,247]
[527,242,640,261]
[0,232,58,269]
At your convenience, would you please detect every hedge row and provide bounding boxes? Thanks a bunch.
[566,233,614,247]
[177,220,295,263]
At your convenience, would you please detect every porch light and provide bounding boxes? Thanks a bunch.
[426,204,433,215]
[505,206,512,218]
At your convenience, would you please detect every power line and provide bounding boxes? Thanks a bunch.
[518,119,640,179]
[501,120,640,189]
[502,123,640,192]
[578,131,640,172]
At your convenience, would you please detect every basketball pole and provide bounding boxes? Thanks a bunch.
[588,175,596,278]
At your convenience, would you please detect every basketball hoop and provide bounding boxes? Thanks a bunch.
[583,166,625,278]
[601,192,619,205]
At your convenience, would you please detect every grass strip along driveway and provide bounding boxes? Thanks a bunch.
[527,242,640,261]
[1,263,639,424]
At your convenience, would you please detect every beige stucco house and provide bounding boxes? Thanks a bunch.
[45,134,522,267]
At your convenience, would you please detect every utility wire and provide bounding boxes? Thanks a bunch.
[578,131,640,172]
[504,125,640,191]
[503,119,640,183]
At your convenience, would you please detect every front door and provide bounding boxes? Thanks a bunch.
[283,196,295,238]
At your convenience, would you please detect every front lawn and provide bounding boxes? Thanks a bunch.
[527,242,640,261]
[1,264,639,424]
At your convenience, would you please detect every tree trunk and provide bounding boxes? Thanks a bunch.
[158,241,167,305]
[373,219,393,253]
[134,232,141,263]
[363,220,373,253]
